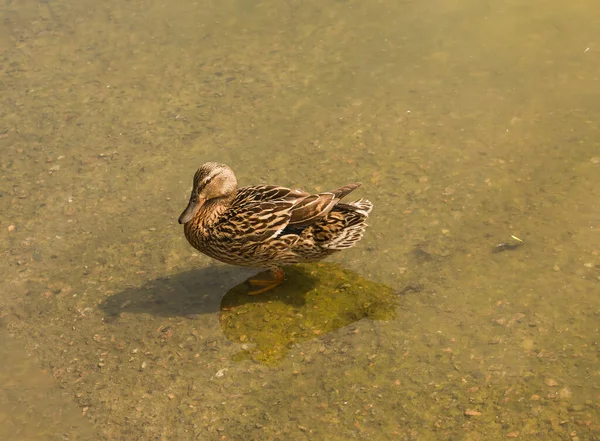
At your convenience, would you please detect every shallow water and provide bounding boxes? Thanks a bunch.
[1,0,599,439]
[0,333,96,441]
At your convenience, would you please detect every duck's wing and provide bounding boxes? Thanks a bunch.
[213,186,302,243]
[216,184,361,242]
[287,183,361,228]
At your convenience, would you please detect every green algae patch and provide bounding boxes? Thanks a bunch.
[219,263,397,365]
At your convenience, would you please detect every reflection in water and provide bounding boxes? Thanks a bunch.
[219,263,398,365]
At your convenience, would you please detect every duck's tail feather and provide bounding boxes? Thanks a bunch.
[322,199,373,250]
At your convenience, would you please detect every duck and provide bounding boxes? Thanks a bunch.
[178,162,373,294]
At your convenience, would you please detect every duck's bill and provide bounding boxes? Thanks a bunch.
[178,198,204,224]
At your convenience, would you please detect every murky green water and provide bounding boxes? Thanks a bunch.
[2,0,599,439]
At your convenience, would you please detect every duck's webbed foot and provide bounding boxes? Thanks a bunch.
[246,268,285,295]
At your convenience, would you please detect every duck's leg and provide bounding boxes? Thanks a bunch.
[246,268,285,295]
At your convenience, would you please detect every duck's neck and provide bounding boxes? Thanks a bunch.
[184,194,235,238]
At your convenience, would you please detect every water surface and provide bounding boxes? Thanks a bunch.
[1,0,599,439]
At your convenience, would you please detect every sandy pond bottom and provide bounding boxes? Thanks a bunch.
[0,332,96,441]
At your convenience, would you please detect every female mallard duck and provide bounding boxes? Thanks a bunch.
[178,162,373,294]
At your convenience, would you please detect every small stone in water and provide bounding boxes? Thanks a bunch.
[559,387,572,399]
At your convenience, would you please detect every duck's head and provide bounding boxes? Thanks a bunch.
[178,162,238,224]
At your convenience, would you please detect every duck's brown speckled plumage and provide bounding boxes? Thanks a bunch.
[178,162,372,271]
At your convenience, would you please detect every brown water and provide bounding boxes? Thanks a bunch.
[1,0,599,439]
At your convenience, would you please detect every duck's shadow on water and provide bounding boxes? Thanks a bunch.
[100,265,318,318]
[101,263,400,365]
